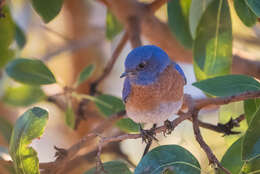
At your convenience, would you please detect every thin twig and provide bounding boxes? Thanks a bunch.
[126,16,142,48]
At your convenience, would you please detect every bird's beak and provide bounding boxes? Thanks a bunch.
[120,72,128,78]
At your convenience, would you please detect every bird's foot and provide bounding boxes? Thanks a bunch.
[140,124,158,144]
[163,120,174,136]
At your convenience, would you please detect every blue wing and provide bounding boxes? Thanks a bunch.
[172,62,187,84]
[122,77,131,103]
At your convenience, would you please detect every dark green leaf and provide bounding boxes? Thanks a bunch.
[9,107,48,174]
[134,145,200,174]
[31,0,64,23]
[85,161,132,174]
[189,0,213,39]
[0,6,15,68]
[168,0,193,49]
[246,0,260,17]
[193,75,260,96]
[76,64,95,87]
[65,102,75,129]
[242,107,260,161]
[2,84,46,106]
[193,0,232,81]
[0,117,13,143]
[241,156,260,173]
[244,99,260,124]
[6,58,56,85]
[95,94,139,133]
[234,0,257,27]
[15,24,26,49]
[106,10,123,40]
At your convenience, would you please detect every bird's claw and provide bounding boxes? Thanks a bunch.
[140,125,158,144]
[163,120,174,136]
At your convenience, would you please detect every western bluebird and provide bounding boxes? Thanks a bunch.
[120,45,186,125]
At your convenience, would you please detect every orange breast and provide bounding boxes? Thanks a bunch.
[125,65,185,112]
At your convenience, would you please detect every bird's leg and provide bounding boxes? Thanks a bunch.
[163,120,174,136]
[140,124,158,157]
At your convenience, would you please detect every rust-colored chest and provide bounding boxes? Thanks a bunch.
[125,66,185,112]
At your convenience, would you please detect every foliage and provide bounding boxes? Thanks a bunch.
[0,0,260,173]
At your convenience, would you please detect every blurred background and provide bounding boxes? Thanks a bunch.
[1,0,260,173]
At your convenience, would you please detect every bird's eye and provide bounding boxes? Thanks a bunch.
[138,62,146,69]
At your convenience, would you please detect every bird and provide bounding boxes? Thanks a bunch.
[120,45,186,127]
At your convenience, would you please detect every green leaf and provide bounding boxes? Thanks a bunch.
[15,24,26,49]
[242,107,260,161]
[106,10,123,40]
[85,161,132,174]
[0,6,15,68]
[220,138,244,174]
[134,145,200,174]
[65,102,75,129]
[95,94,139,133]
[221,137,260,174]
[168,0,193,49]
[234,0,257,27]
[9,107,49,174]
[193,75,260,97]
[245,0,260,17]
[189,0,213,39]
[6,58,56,85]
[193,0,232,81]
[31,0,64,23]
[2,84,46,106]
[244,99,260,125]
[0,117,13,143]
[219,102,247,145]
[76,64,95,87]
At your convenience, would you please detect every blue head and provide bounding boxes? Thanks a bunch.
[120,45,171,85]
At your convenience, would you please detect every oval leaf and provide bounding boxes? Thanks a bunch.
[242,107,260,161]
[15,24,26,49]
[189,0,213,39]
[234,0,257,27]
[76,64,95,87]
[65,102,75,129]
[2,84,46,106]
[0,117,13,143]
[6,58,56,85]
[193,0,232,81]
[85,161,132,174]
[95,94,139,132]
[9,107,49,174]
[241,156,260,173]
[168,0,193,49]
[220,138,244,174]
[193,75,260,96]
[0,6,15,68]
[245,0,260,17]
[106,10,123,40]
[31,0,64,23]
[134,145,200,174]
[244,98,260,124]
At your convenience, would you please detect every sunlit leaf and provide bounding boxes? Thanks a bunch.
[15,24,26,49]
[135,145,200,174]
[95,94,139,133]
[168,0,193,48]
[106,10,123,40]
[9,107,48,174]
[193,0,232,81]
[31,0,64,23]
[193,75,260,97]
[76,64,95,87]
[244,98,260,124]
[2,84,46,106]
[6,58,56,85]
[234,0,257,27]
[189,0,213,39]
[85,161,132,174]
[245,0,260,17]
[65,101,75,129]
[0,117,13,143]
[242,107,260,161]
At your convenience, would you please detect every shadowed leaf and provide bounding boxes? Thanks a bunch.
[15,24,26,49]
[244,98,260,124]
[76,64,95,87]
[245,0,260,17]
[234,0,257,27]
[85,161,132,174]
[0,117,13,143]
[106,10,123,40]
